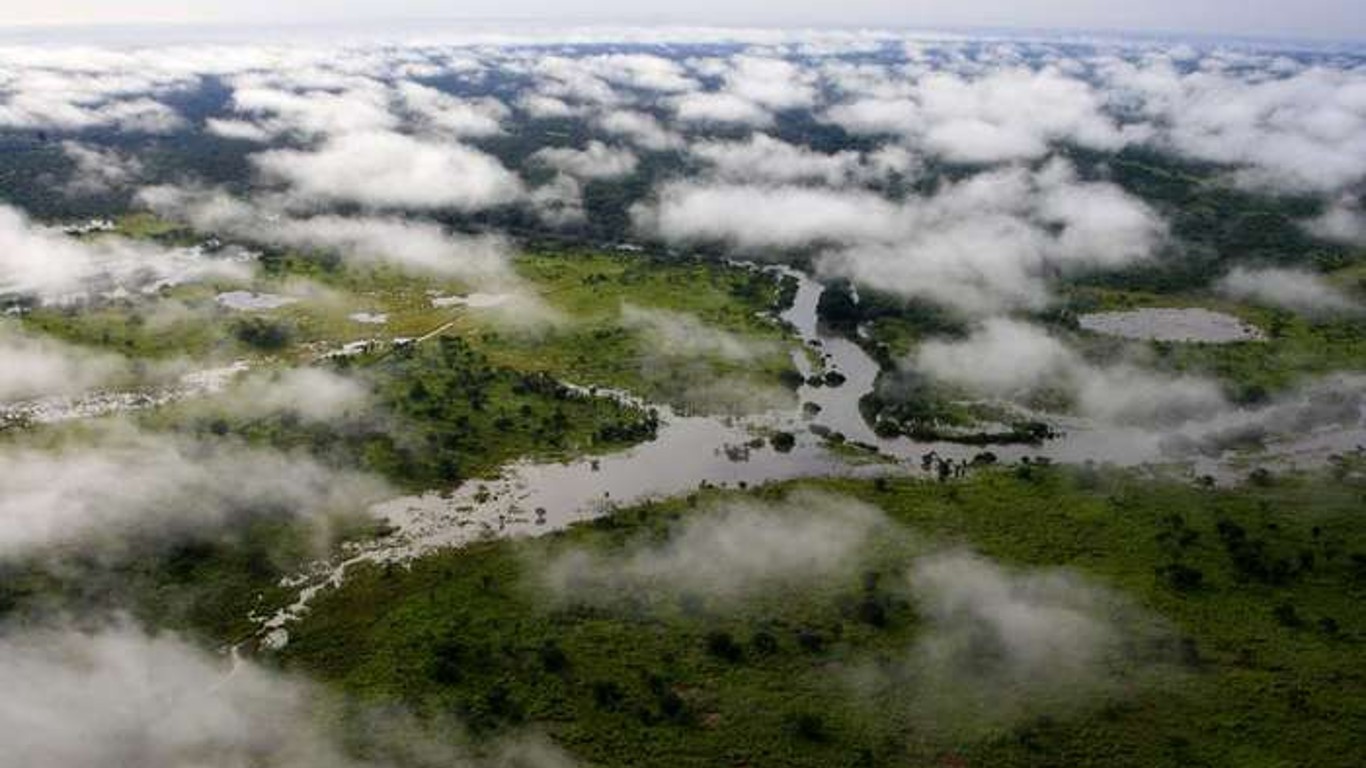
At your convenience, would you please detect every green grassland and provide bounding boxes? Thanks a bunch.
[839,269,1363,438]
[273,461,1366,768]
[17,228,801,412]
[0,236,799,650]
[143,337,658,489]
[1057,285,1366,403]
[0,513,357,644]
[455,249,800,412]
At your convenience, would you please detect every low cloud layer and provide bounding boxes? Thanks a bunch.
[253,130,524,211]
[637,161,1165,314]
[914,318,1226,424]
[0,205,250,304]
[1218,267,1359,316]
[620,303,775,363]
[0,624,369,768]
[619,303,790,413]
[530,141,638,180]
[0,425,387,558]
[1304,198,1366,245]
[904,550,1166,729]
[61,141,145,196]
[1101,59,1366,193]
[1164,372,1366,458]
[140,187,520,285]
[540,492,889,605]
[218,367,371,422]
[689,134,914,187]
[825,66,1132,164]
[0,622,578,768]
[0,326,128,401]
[5,35,1366,199]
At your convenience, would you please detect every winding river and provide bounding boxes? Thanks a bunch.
[258,267,1366,645]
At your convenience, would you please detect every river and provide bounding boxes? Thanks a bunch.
[257,266,1365,645]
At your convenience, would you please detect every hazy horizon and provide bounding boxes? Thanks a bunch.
[3,1,1364,44]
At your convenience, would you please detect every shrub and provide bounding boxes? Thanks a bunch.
[233,317,293,351]
[750,630,779,656]
[705,631,744,663]
[539,640,569,673]
[788,712,828,742]
[770,431,796,453]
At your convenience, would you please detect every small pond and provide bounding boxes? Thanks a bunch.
[1079,308,1264,343]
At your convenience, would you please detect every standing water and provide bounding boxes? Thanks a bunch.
[258,267,1364,644]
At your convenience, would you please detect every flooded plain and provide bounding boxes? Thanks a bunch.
[1079,308,1265,343]
[0,361,251,424]
[215,291,299,311]
[259,268,1365,642]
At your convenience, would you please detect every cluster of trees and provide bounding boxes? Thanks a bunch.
[187,336,658,489]
[1072,146,1360,292]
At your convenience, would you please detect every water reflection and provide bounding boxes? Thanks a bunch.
[259,267,1364,641]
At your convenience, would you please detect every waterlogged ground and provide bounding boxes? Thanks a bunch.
[1079,307,1266,343]
[0,360,250,424]
[2,227,1363,768]
[258,268,1366,642]
[215,291,298,311]
[3,224,1360,645]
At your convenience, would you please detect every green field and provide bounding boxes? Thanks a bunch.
[273,461,1366,768]
[17,233,801,414]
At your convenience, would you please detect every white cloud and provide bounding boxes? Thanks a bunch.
[581,53,698,93]
[139,186,520,284]
[398,81,508,138]
[671,91,772,126]
[0,425,385,558]
[0,622,573,768]
[817,163,1165,313]
[619,303,789,412]
[824,67,1128,163]
[530,140,638,180]
[61,141,143,195]
[690,133,874,186]
[529,173,586,227]
[634,182,902,248]
[906,550,1163,727]
[222,82,397,140]
[1104,60,1366,192]
[1304,197,1366,244]
[0,624,363,768]
[913,318,1227,425]
[1218,267,1359,316]
[252,130,524,210]
[518,93,582,118]
[594,110,684,151]
[0,205,249,305]
[0,326,127,401]
[722,56,817,110]
[638,161,1164,313]
[824,97,920,136]
[221,367,371,422]
[620,303,775,362]
[523,55,621,106]
[205,117,274,141]
[540,491,888,604]
[0,64,190,133]
[917,68,1129,163]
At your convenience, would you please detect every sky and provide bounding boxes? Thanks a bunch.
[2,0,1364,42]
